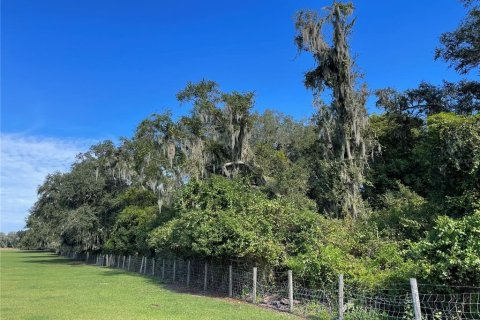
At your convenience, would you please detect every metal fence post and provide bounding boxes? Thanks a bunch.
[288,270,294,312]
[122,256,125,269]
[144,257,148,274]
[339,274,344,320]
[204,262,208,291]
[410,278,422,320]
[253,267,257,304]
[228,265,233,297]
[186,260,190,287]
[128,255,131,271]
[152,258,155,276]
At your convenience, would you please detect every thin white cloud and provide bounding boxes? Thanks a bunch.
[0,134,95,232]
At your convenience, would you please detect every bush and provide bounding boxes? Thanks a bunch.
[411,211,480,286]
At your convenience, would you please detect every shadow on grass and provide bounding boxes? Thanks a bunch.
[22,254,300,318]
[18,251,84,266]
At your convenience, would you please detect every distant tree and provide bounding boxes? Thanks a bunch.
[435,0,480,74]
[295,2,375,218]
[376,80,480,116]
[0,231,21,248]
[250,110,316,203]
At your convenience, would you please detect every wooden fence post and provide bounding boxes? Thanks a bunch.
[288,270,294,312]
[252,267,257,304]
[204,262,208,291]
[410,278,422,320]
[339,274,344,320]
[228,265,233,297]
[162,259,165,280]
[186,260,190,287]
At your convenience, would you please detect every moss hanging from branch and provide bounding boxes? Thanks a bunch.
[295,2,375,218]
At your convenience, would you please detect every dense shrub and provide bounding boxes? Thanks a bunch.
[411,211,480,287]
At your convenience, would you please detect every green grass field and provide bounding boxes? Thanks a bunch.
[1,250,296,320]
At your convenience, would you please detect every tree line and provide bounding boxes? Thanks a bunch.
[20,1,479,289]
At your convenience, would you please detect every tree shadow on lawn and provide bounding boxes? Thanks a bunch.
[19,251,87,266]
[22,256,301,318]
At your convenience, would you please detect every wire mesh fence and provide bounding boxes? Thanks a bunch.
[60,251,480,319]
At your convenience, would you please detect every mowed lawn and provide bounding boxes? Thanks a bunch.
[1,250,296,320]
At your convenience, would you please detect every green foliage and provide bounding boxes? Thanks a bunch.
[373,183,430,241]
[251,110,316,204]
[415,113,480,216]
[286,218,416,288]
[0,232,22,248]
[375,81,480,116]
[21,142,127,251]
[366,114,424,207]
[149,175,317,264]
[435,0,480,74]
[105,205,158,255]
[411,211,480,286]
[104,188,159,255]
[344,307,389,320]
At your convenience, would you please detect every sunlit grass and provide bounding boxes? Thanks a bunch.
[1,250,295,320]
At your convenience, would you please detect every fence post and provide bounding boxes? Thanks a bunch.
[228,265,233,297]
[128,255,131,271]
[173,260,176,282]
[122,256,125,269]
[288,270,294,312]
[139,256,143,273]
[339,274,344,320]
[410,278,422,320]
[253,267,257,304]
[162,259,165,280]
[145,258,148,274]
[86,252,89,263]
[204,262,208,291]
[152,258,155,276]
[186,260,190,287]
[117,255,120,268]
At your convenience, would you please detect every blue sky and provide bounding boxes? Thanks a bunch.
[0,0,474,232]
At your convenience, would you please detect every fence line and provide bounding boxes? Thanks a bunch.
[62,251,480,319]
